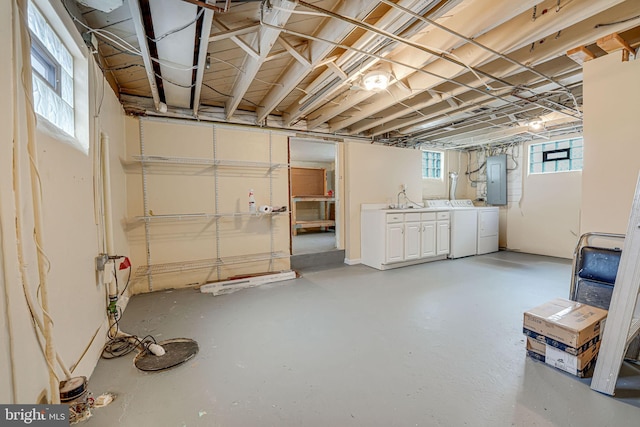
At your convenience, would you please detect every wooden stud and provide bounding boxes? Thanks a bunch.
[596,33,634,56]
[566,46,596,65]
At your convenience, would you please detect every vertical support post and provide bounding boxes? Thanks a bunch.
[269,131,274,271]
[140,119,153,291]
[213,125,221,281]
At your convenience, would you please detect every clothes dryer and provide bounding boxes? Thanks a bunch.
[477,206,499,254]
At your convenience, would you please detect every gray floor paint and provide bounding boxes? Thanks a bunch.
[292,231,336,255]
[86,252,640,426]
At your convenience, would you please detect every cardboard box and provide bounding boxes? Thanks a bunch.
[525,335,601,377]
[523,298,607,352]
[526,336,545,356]
[545,341,601,377]
[523,328,599,355]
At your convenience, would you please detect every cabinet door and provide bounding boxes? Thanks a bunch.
[385,224,404,263]
[421,221,436,258]
[404,222,421,260]
[437,221,450,255]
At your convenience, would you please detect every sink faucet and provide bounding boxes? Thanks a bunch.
[397,190,406,208]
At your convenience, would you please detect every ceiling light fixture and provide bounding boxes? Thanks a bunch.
[529,119,544,130]
[362,71,390,91]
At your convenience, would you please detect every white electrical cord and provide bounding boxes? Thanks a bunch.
[13,0,65,403]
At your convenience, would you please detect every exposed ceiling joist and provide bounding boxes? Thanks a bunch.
[208,22,261,42]
[192,8,214,115]
[126,0,162,110]
[255,0,380,123]
[212,19,259,59]
[278,37,310,67]
[304,0,540,130]
[326,0,624,133]
[71,0,640,149]
[281,0,456,127]
[224,0,297,119]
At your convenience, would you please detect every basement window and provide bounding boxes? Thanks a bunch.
[529,137,583,174]
[422,150,442,179]
[28,2,75,137]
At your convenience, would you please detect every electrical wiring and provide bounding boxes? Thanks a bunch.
[155,73,196,89]
[104,63,145,72]
[202,82,262,108]
[259,21,571,123]
[62,0,197,72]
[384,88,426,118]
[595,14,640,28]
[210,57,284,88]
[295,0,515,93]
[119,266,132,298]
[101,304,158,359]
[148,8,204,42]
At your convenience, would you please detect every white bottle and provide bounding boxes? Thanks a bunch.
[248,189,256,213]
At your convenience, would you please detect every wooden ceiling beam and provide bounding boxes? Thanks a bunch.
[224,0,297,119]
[209,22,261,42]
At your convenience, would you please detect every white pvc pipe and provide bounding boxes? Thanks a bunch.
[101,132,115,257]
[101,133,119,341]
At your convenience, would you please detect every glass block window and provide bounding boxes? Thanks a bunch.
[28,3,74,136]
[422,150,442,179]
[529,137,583,174]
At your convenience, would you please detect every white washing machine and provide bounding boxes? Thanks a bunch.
[447,199,478,259]
[477,206,499,254]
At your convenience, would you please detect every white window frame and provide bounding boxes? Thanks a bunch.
[528,136,584,175]
[28,0,89,154]
[421,150,443,180]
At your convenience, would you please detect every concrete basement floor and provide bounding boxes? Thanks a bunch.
[86,252,640,426]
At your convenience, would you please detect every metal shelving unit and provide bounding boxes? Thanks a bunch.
[134,251,291,277]
[132,121,290,290]
[131,155,287,170]
[133,211,288,222]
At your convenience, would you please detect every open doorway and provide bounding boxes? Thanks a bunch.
[289,139,337,255]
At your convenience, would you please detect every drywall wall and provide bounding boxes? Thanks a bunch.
[125,118,290,294]
[344,142,423,262]
[421,149,469,200]
[0,0,127,402]
[505,145,582,258]
[582,53,640,234]
[463,143,581,258]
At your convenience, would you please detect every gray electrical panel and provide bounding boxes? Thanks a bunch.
[486,154,507,205]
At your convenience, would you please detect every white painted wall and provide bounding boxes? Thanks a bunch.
[582,53,640,234]
[0,0,127,403]
[505,146,582,258]
[421,149,469,200]
[344,142,423,262]
[463,142,581,258]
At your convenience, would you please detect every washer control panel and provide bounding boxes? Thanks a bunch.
[449,199,474,208]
